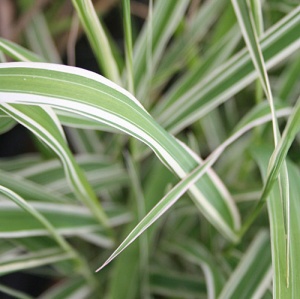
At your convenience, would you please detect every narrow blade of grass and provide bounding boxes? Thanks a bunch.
[154,0,228,87]
[241,98,300,233]
[0,104,109,227]
[0,169,72,203]
[133,0,190,98]
[154,7,300,133]
[231,0,279,140]
[219,230,272,299]
[0,38,45,62]
[96,149,226,271]
[0,283,33,299]
[0,248,73,275]
[0,200,128,238]
[278,54,300,101]
[166,238,225,299]
[230,4,291,282]
[126,153,150,298]
[96,96,296,272]
[38,278,91,299]
[24,11,61,63]
[14,155,128,196]
[0,185,96,287]
[0,186,73,254]
[252,148,300,298]
[149,269,206,298]
[72,0,121,84]
[122,0,134,94]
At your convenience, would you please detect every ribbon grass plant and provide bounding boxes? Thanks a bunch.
[0,0,299,298]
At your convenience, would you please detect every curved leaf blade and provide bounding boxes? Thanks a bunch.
[0,38,45,63]
[0,104,109,227]
[155,6,300,133]
[0,62,240,241]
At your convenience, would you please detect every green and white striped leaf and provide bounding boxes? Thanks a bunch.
[233,101,291,133]
[166,238,225,299]
[57,110,121,133]
[38,278,91,299]
[22,9,61,64]
[278,54,300,101]
[0,104,108,226]
[0,113,15,134]
[231,0,284,160]
[0,62,240,241]
[0,186,75,255]
[72,0,121,84]
[0,186,97,286]
[219,230,272,299]
[231,0,273,102]
[13,155,128,196]
[152,23,240,114]
[0,169,71,203]
[0,200,130,238]
[0,38,45,63]
[154,0,228,88]
[243,98,300,230]
[239,97,300,295]
[96,141,238,271]
[122,0,134,94]
[0,248,73,275]
[252,148,300,298]
[154,6,300,133]
[97,97,296,272]
[0,38,119,134]
[133,0,190,98]
[0,154,43,172]
[149,269,206,298]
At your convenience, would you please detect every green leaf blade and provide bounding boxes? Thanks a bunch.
[0,62,240,240]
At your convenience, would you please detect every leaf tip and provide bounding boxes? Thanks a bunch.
[95,264,105,272]
[95,259,111,272]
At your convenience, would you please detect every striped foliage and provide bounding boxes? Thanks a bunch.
[0,0,299,298]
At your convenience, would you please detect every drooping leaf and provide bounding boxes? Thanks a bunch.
[0,104,109,226]
[0,62,240,241]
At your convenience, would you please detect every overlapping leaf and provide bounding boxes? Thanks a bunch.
[0,200,130,238]
[252,148,300,298]
[153,6,300,133]
[133,0,190,99]
[0,104,108,226]
[0,62,240,241]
